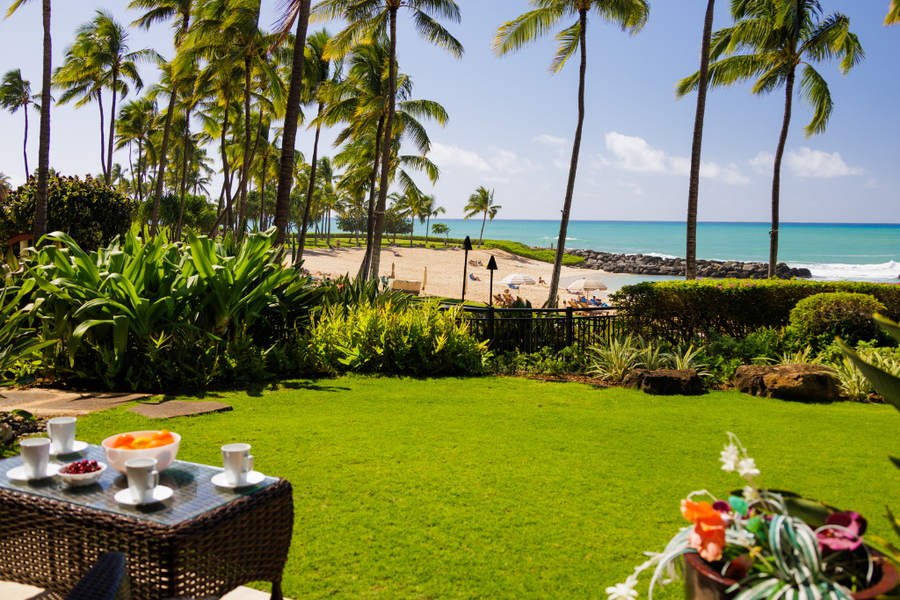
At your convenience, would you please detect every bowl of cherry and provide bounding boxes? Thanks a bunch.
[57,459,107,487]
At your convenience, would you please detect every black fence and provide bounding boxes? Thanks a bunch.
[457,305,623,354]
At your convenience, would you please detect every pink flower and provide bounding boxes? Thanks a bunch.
[817,511,867,552]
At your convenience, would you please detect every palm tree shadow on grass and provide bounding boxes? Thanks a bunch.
[153,378,351,402]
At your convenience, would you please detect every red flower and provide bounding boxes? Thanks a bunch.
[682,500,726,561]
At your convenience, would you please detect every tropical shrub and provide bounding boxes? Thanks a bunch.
[296,300,490,376]
[0,286,55,385]
[8,228,319,391]
[789,292,887,350]
[0,174,134,251]
[135,193,217,233]
[489,345,588,376]
[586,335,640,381]
[612,279,900,343]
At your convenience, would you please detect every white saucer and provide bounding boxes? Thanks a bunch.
[113,486,173,506]
[51,441,88,455]
[7,463,61,481]
[211,471,265,489]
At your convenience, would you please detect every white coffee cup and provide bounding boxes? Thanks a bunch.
[222,443,254,486]
[47,416,76,454]
[20,438,51,479]
[125,457,159,504]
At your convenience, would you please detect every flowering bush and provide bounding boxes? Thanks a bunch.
[611,434,879,600]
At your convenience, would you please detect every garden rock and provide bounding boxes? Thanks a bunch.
[622,369,706,396]
[734,364,839,402]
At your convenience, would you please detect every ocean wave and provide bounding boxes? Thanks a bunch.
[539,236,578,241]
[646,252,679,260]
[788,260,900,281]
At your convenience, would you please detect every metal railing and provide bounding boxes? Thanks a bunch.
[457,305,622,354]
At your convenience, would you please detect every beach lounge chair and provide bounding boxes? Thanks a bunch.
[508,284,519,290]
[469,273,480,281]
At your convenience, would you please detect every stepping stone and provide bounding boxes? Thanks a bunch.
[0,389,83,408]
[128,401,232,419]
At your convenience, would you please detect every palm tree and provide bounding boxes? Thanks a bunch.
[296,28,341,263]
[314,0,463,281]
[6,0,52,244]
[273,0,313,247]
[494,0,650,306]
[0,69,36,178]
[322,39,447,278]
[115,97,157,203]
[677,0,864,278]
[130,0,195,237]
[67,11,157,185]
[421,194,444,245]
[463,186,501,248]
[888,1,900,25]
[681,0,716,281]
[53,47,109,176]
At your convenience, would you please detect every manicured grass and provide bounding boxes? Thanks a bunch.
[75,377,900,599]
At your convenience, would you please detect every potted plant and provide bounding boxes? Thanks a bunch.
[608,434,898,600]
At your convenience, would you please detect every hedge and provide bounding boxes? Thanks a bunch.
[611,279,900,343]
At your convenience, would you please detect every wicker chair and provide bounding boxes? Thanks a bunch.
[65,552,132,600]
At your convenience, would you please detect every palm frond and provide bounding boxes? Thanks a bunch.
[798,64,832,138]
[549,21,580,75]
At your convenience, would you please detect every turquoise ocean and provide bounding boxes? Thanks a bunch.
[416,220,900,288]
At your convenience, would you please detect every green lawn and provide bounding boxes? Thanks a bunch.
[75,377,900,600]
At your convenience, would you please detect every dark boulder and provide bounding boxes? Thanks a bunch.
[734,364,839,402]
[622,369,706,396]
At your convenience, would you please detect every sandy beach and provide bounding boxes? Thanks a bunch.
[297,246,610,306]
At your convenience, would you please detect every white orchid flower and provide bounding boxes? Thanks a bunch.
[719,442,740,472]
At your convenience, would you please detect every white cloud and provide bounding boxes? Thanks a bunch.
[430,143,491,172]
[534,134,567,147]
[603,132,749,184]
[747,148,863,178]
[488,148,541,174]
[748,152,774,174]
[604,132,668,173]
[618,181,644,196]
[784,147,864,178]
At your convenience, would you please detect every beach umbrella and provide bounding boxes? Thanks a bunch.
[567,278,607,292]
[500,273,536,286]
[391,263,395,279]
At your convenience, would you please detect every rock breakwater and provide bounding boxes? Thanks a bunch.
[567,249,812,279]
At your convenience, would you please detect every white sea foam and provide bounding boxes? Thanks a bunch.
[788,260,900,281]
[646,252,679,260]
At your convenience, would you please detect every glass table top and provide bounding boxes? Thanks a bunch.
[0,443,279,526]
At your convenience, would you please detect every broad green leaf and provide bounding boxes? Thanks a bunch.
[838,338,900,412]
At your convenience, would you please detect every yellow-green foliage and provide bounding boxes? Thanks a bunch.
[482,239,584,265]
[790,292,886,349]
[297,300,490,376]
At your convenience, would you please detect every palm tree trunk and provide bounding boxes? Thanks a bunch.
[479,211,486,247]
[136,138,144,204]
[98,94,107,178]
[220,96,235,232]
[176,108,193,239]
[260,154,267,230]
[685,0,715,281]
[547,10,588,308]
[33,0,51,244]
[368,7,398,281]
[273,0,312,247]
[23,106,29,178]
[297,104,323,264]
[425,214,429,245]
[237,56,253,241]
[769,66,795,278]
[358,116,384,280]
[106,67,119,185]
[150,87,177,237]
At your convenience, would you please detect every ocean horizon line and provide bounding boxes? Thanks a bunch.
[435,219,900,227]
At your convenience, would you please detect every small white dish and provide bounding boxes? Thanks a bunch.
[211,471,265,489]
[50,441,88,455]
[7,463,61,481]
[57,461,107,487]
[113,485,173,506]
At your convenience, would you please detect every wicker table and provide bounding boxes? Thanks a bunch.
[0,444,293,600]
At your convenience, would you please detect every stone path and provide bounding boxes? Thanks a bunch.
[0,389,233,419]
[0,389,152,416]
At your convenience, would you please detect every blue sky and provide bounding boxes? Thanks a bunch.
[1,1,897,223]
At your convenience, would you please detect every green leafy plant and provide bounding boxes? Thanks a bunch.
[587,335,640,382]
[0,286,55,384]
[296,300,490,376]
[790,293,886,350]
[0,174,134,251]
[636,337,670,371]
[666,344,710,377]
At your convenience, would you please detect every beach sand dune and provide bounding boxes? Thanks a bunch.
[296,245,607,306]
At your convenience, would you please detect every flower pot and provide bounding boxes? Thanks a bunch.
[683,551,899,600]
